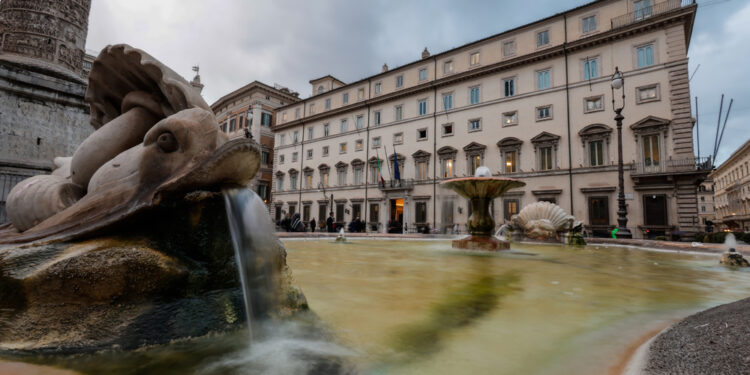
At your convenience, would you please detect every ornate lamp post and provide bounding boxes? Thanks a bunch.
[611,67,632,239]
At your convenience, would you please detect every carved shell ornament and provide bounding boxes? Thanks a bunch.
[510,201,580,240]
[0,44,260,244]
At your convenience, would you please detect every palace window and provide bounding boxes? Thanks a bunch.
[584,96,604,112]
[396,75,403,88]
[502,41,516,57]
[340,119,348,133]
[470,52,480,66]
[355,139,363,151]
[356,115,364,129]
[582,15,597,33]
[504,77,515,97]
[468,119,481,132]
[470,86,481,105]
[325,98,331,110]
[322,146,329,157]
[418,99,428,116]
[417,128,427,141]
[636,44,654,68]
[373,136,381,148]
[374,82,382,94]
[583,57,598,80]
[419,68,428,81]
[442,123,453,137]
[537,30,549,46]
[323,123,330,136]
[308,127,314,140]
[537,69,551,90]
[395,105,403,121]
[393,132,403,145]
[343,92,349,104]
[503,111,518,126]
[339,142,347,154]
[374,110,381,125]
[443,93,453,110]
[444,60,454,74]
[536,105,552,120]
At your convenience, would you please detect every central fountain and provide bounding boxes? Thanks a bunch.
[440,167,525,251]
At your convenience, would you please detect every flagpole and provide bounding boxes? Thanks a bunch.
[383,144,393,182]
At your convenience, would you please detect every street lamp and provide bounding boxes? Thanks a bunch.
[611,67,632,239]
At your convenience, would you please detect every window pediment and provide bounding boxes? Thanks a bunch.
[388,153,406,163]
[463,141,487,152]
[318,163,330,172]
[303,166,314,174]
[630,116,670,134]
[351,158,365,167]
[497,137,523,151]
[335,161,348,171]
[437,145,458,158]
[275,170,285,177]
[531,131,561,146]
[412,150,431,162]
[288,168,298,176]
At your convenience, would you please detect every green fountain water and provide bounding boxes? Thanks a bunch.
[1,239,749,375]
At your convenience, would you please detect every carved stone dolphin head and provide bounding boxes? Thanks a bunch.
[1,45,259,244]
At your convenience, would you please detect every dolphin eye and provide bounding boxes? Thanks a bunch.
[157,132,178,153]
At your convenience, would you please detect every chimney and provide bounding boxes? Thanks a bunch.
[382,63,388,72]
[422,47,430,59]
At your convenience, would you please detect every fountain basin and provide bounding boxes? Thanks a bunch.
[440,176,525,250]
[0,191,307,353]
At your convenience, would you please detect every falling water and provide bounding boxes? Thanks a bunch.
[224,188,280,340]
[724,233,737,252]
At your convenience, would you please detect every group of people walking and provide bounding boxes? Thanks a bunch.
[277,212,364,233]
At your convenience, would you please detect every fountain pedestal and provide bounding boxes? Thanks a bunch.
[440,170,525,251]
[453,235,509,251]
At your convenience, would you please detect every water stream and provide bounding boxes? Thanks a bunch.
[223,188,280,340]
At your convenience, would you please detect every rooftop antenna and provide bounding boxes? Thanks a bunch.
[695,96,700,159]
[689,64,700,82]
[713,98,734,163]
[712,94,724,163]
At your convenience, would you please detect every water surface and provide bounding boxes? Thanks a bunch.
[2,240,749,375]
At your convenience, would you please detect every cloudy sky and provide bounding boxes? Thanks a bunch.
[86,0,748,165]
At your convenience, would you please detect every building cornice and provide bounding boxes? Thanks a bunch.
[210,80,301,113]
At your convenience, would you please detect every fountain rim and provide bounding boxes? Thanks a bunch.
[438,176,526,186]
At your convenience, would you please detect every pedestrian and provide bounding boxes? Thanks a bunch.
[310,217,316,232]
[326,212,335,232]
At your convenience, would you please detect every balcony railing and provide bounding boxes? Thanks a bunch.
[611,0,694,30]
[632,156,711,175]
[377,179,414,191]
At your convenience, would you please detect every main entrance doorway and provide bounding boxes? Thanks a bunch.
[643,194,667,238]
[389,198,403,233]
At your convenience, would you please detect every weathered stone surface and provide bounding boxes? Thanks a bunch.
[0,192,307,353]
[1,45,259,243]
[452,236,510,251]
[719,252,750,267]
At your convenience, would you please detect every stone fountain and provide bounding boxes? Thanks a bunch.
[0,45,307,353]
[440,167,525,251]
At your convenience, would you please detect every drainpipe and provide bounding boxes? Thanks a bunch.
[364,79,371,231]
[564,14,574,214]
[432,56,438,231]
[298,103,306,217]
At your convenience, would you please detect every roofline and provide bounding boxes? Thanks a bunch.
[210,80,301,111]
[711,139,750,175]
[309,74,346,85]
[273,2,697,130]
[278,0,615,111]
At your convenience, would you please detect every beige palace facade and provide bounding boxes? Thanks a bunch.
[711,140,750,231]
[272,0,707,238]
[212,81,301,207]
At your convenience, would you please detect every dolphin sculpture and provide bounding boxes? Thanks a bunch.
[0,44,259,244]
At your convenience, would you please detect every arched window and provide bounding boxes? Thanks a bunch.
[317,85,324,95]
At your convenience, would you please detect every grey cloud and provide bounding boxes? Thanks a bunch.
[86,0,747,164]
